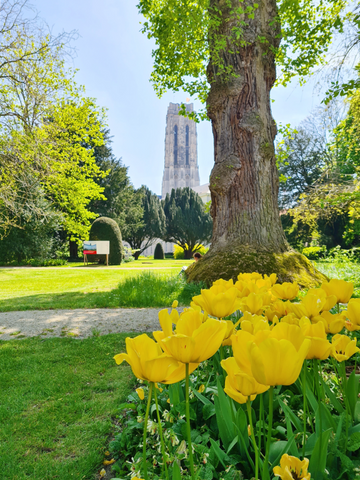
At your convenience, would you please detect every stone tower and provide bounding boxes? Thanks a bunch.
[161,103,200,198]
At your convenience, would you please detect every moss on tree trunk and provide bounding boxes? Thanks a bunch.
[186,244,327,288]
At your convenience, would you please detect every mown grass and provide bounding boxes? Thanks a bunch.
[0,334,136,480]
[314,260,360,296]
[0,263,192,312]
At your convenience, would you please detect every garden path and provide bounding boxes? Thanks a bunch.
[0,307,164,340]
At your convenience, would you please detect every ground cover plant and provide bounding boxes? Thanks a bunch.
[0,261,193,312]
[0,333,136,480]
[111,274,360,480]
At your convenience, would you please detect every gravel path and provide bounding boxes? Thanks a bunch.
[0,308,164,341]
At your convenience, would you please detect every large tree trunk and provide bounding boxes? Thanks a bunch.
[187,0,326,287]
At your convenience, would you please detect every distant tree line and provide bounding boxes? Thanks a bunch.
[277,91,360,251]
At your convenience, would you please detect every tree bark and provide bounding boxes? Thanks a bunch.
[207,0,285,252]
[186,0,327,286]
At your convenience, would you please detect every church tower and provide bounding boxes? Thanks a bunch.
[161,103,200,198]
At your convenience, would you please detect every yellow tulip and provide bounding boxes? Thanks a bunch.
[249,325,311,386]
[344,298,360,331]
[331,334,360,362]
[192,286,241,318]
[321,279,354,304]
[114,334,195,384]
[160,312,228,363]
[212,278,234,289]
[238,272,263,282]
[280,314,300,326]
[264,273,278,285]
[221,357,269,400]
[299,317,332,360]
[231,330,255,374]
[290,294,325,319]
[273,454,310,480]
[312,311,345,334]
[240,313,270,334]
[241,292,267,315]
[266,300,293,320]
[136,387,145,400]
[307,288,337,311]
[222,320,236,346]
[271,282,299,300]
[172,300,179,308]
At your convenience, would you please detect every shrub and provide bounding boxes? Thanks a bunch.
[89,216,123,265]
[154,242,165,259]
[173,243,208,259]
[302,245,327,260]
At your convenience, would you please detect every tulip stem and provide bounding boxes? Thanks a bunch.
[302,361,307,459]
[185,363,196,480]
[313,360,323,455]
[247,397,259,480]
[263,386,274,478]
[340,361,350,454]
[153,384,169,480]
[143,382,153,480]
[258,393,264,454]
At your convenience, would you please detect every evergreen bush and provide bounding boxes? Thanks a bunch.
[89,216,123,265]
[154,242,165,259]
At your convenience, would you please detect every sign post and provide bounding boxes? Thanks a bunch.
[83,241,110,266]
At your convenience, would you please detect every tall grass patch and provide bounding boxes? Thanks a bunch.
[112,271,206,308]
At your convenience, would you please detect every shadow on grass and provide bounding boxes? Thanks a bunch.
[0,271,207,312]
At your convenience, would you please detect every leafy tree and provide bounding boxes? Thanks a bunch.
[0,30,107,241]
[162,188,212,259]
[89,130,144,238]
[136,0,346,284]
[288,90,360,246]
[277,127,331,208]
[123,186,166,260]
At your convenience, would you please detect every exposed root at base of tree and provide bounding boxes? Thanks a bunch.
[185,245,328,288]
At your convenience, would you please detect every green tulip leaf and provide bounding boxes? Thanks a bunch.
[172,461,182,480]
[308,428,332,480]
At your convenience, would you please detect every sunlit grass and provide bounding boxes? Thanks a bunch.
[0,263,200,311]
[0,334,136,480]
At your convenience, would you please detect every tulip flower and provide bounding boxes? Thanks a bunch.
[241,292,268,315]
[249,326,311,386]
[231,330,255,374]
[321,279,354,304]
[290,294,326,319]
[136,387,145,400]
[161,315,227,364]
[114,334,195,384]
[331,334,360,362]
[271,282,299,300]
[240,313,270,334]
[273,454,311,480]
[212,278,235,289]
[222,320,236,346]
[279,313,300,326]
[221,357,269,400]
[238,272,263,282]
[299,317,332,360]
[307,288,337,311]
[192,285,242,318]
[312,311,345,334]
[344,298,360,331]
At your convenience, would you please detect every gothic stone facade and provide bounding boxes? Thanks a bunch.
[161,103,200,198]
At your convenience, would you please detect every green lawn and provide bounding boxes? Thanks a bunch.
[0,334,136,480]
[0,260,194,312]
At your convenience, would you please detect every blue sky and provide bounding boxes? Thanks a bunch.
[32,0,327,195]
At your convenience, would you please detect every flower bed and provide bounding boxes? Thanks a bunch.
[109,273,360,480]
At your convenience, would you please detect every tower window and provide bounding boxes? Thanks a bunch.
[185,125,189,165]
[174,125,178,164]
